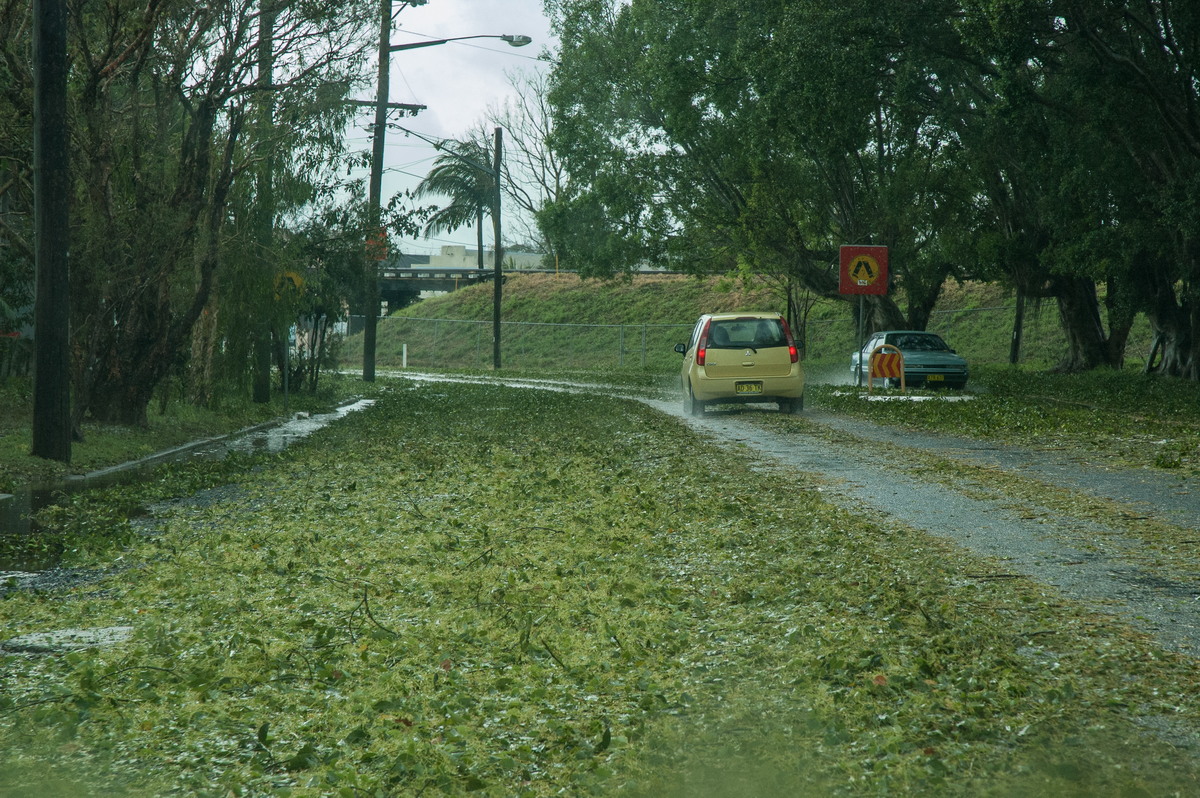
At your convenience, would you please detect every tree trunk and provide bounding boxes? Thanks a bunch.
[903,262,951,331]
[1051,274,1115,372]
[252,328,273,403]
[1137,249,1198,379]
[1145,297,1197,379]
[1009,287,1025,364]
[861,293,909,335]
[189,304,218,407]
[1102,276,1136,370]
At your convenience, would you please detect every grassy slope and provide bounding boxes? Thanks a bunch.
[339,273,1194,473]
[342,273,1148,375]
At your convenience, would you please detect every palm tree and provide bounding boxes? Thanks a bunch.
[413,138,495,268]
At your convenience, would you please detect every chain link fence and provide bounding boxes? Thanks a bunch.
[355,315,695,372]
[350,304,1157,374]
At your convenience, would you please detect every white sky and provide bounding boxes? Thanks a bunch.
[347,0,558,257]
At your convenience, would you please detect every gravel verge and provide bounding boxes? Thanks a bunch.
[645,398,1200,659]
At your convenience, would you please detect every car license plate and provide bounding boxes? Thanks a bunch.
[735,382,763,395]
[927,374,944,382]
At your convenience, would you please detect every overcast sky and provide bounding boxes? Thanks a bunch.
[349,0,559,256]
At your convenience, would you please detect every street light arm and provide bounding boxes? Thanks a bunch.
[389,34,532,52]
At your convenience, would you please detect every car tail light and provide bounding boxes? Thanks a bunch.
[780,318,800,363]
[696,318,712,366]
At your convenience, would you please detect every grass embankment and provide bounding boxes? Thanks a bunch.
[342,273,1144,373]
[3,380,1199,796]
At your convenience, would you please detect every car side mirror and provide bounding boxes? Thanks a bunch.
[674,343,687,355]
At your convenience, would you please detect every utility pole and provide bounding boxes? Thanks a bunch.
[492,126,503,370]
[31,0,71,462]
[253,2,278,403]
[363,0,392,383]
[362,15,523,377]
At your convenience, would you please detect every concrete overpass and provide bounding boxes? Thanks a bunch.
[378,266,494,311]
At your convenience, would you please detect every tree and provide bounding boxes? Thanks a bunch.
[481,70,568,258]
[57,0,371,425]
[1060,0,1200,378]
[544,0,970,334]
[939,0,1195,374]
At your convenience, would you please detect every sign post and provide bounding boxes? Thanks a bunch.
[839,245,889,386]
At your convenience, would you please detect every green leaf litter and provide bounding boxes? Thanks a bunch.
[2,380,1199,796]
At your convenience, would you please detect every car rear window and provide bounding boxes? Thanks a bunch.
[888,333,949,351]
[708,318,786,349]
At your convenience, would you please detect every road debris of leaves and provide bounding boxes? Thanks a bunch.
[2,381,1199,796]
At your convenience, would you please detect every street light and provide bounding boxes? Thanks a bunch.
[360,2,531,382]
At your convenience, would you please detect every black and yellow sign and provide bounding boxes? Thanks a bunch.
[839,245,889,296]
[274,271,304,300]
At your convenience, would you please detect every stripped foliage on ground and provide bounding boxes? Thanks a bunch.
[2,381,1199,796]
[809,366,1200,475]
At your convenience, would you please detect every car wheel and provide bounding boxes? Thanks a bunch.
[685,383,704,416]
[779,394,804,414]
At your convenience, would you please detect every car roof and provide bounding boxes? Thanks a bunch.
[876,330,941,335]
[704,312,782,320]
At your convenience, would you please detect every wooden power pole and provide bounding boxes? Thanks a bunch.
[31,0,71,462]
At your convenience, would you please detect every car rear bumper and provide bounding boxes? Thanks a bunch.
[901,370,969,387]
[691,373,805,402]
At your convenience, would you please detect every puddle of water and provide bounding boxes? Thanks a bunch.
[828,389,975,402]
[0,400,374,571]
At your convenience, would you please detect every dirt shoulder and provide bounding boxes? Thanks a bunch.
[648,397,1200,659]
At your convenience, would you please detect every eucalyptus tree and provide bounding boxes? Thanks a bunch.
[80,0,374,427]
[0,0,375,426]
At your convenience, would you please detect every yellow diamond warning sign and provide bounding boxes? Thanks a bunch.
[839,245,889,295]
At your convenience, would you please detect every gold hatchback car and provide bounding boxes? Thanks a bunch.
[674,312,805,415]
